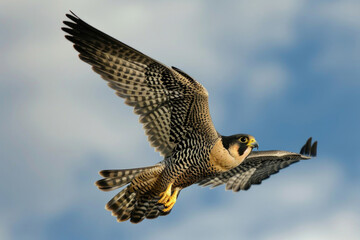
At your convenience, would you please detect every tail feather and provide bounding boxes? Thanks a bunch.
[130,197,149,223]
[96,166,157,192]
[96,177,130,191]
[99,166,156,178]
[145,198,170,219]
[115,193,137,222]
[97,163,168,223]
[118,197,137,220]
[106,186,135,212]
[129,194,172,223]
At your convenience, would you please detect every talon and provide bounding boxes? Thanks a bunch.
[163,203,175,212]
[157,183,180,212]
[162,188,179,212]
[158,183,173,204]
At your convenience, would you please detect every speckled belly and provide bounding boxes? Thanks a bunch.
[173,159,219,188]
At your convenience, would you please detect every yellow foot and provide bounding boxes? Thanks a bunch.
[157,183,180,212]
[158,183,173,204]
[163,188,179,212]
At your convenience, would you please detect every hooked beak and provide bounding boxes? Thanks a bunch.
[247,138,259,150]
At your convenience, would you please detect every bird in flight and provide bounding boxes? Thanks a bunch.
[62,12,317,224]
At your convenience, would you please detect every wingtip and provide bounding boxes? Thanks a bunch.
[311,141,318,157]
[305,137,312,155]
[299,137,318,158]
[64,11,81,25]
[300,145,306,155]
[67,10,79,18]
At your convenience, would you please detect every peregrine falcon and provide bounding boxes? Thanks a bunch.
[62,12,317,223]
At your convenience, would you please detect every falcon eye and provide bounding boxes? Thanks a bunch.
[239,137,248,143]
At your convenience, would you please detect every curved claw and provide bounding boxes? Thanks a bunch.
[157,183,180,212]
[158,184,172,204]
[162,188,179,212]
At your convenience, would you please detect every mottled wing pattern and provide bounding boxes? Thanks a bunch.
[62,12,218,157]
[199,138,317,192]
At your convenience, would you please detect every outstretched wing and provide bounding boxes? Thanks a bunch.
[198,138,317,192]
[62,12,218,157]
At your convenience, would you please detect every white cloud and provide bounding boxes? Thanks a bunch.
[317,0,360,27]
[209,0,302,49]
[263,208,360,240]
[245,62,288,101]
[0,220,10,240]
[307,0,360,84]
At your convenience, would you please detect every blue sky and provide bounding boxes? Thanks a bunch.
[1,0,359,239]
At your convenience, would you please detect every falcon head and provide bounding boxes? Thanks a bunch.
[222,134,259,159]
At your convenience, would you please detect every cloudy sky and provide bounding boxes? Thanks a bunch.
[1,0,359,239]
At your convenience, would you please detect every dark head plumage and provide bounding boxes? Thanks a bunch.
[221,134,258,157]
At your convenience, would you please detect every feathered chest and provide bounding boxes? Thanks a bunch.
[209,138,251,172]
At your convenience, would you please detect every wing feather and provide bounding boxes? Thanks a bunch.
[62,12,218,157]
[199,138,317,191]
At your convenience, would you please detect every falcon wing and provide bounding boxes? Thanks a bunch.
[198,138,317,192]
[62,12,219,157]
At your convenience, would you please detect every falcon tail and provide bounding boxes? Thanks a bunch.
[96,166,158,192]
[95,164,169,223]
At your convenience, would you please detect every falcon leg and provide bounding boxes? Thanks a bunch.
[163,188,180,212]
[157,183,180,212]
[158,183,173,204]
